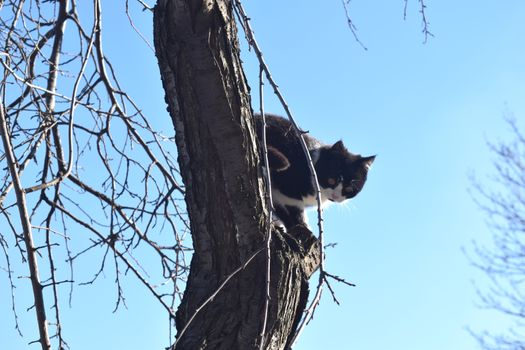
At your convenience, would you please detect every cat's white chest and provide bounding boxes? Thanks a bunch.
[272,187,336,209]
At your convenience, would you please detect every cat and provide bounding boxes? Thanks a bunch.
[256,114,375,230]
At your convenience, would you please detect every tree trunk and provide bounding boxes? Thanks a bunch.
[153,1,321,349]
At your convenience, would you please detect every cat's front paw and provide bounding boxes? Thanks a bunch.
[272,217,287,233]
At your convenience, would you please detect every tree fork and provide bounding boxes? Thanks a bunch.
[153,1,321,349]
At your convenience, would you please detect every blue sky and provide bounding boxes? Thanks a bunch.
[250,1,525,349]
[2,1,525,349]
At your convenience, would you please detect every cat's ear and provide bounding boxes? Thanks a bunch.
[331,140,346,152]
[361,155,376,170]
[267,146,290,172]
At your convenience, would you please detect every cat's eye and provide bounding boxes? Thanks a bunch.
[345,179,362,193]
[328,175,343,186]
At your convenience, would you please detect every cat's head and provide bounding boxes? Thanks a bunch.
[315,141,375,203]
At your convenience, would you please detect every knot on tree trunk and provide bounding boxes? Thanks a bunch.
[281,224,321,279]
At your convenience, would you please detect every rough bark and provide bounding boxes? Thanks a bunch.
[153,1,321,349]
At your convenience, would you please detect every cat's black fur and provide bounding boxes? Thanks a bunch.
[256,114,375,229]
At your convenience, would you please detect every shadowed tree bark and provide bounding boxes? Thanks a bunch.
[154,0,321,349]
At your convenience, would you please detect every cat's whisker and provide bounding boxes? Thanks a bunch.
[347,201,358,212]
[339,200,356,215]
[339,201,350,214]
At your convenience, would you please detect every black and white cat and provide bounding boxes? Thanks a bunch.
[256,114,375,230]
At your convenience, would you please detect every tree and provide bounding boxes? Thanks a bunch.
[1,1,188,349]
[154,1,324,348]
[1,1,431,349]
[471,118,525,349]
[1,1,322,348]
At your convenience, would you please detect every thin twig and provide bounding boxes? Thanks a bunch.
[418,0,433,44]
[172,247,265,349]
[340,0,368,50]
[233,2,327,346]
[125,0,155,52]
[258,65,273,350]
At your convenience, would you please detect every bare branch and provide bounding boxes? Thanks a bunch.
[233,2,332,346]
[403,0,434,43]
[470,117,525,348]
[0,0,188,346]
[340,0,368,50]
[417,0,433,43]
[258,66,272,350]
[0,102,51,349]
